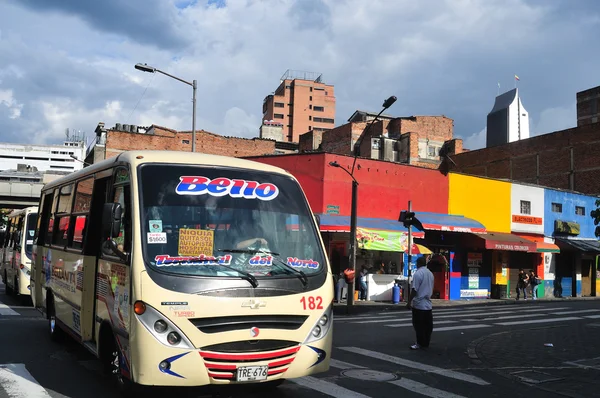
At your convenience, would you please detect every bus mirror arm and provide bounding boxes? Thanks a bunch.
[102,203,123,239]
[102,239,129,263]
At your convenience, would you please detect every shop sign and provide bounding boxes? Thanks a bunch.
[554,220,580,235]
[467,253,482,267]
[512,215,542,225]
[468,267,479,289]
[325,204,340,215]
[492,243,531,251]
[356,227,408,252]
[460,289,488,298]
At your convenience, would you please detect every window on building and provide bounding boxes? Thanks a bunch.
[552,203,562,213]
[427,146,439,158]
[274,102,284,108]
[575,206,585,216]
[314,106,324,112]
[310,87,313,92]
[182,139,190,144]
[274,114,284,119]
[309,105,313,110]
[310,96,312,101]
[309,116,312,121]
[314,87,324,91]
[520,200,531,215]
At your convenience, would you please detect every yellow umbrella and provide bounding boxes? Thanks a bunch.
[405,243,432,254]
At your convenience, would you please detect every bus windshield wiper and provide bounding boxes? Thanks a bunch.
[163,257,258,288]
[271,256,308,288]
[217,248,308,288]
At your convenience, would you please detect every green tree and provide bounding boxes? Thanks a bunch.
[0,208,11,229]
[592,199,600,238]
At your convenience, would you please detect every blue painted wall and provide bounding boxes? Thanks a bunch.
[544,190,598,238]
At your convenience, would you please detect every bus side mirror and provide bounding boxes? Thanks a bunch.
[102,203,122,239]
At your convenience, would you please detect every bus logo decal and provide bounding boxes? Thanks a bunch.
[241,299,266,309]
[175,176,279,201]
[250,327,260,337]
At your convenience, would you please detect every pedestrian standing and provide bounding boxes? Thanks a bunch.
[529,269,540,300]
[516,269,529,300]
[406,256,434,350]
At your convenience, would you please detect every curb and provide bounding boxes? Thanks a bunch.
[332,296,600,316]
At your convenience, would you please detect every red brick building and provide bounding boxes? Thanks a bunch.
[262,70,336,143]
[577,85,600,126]
[299,115,462,170]
[85,122,281,165]
[441,122,600,195]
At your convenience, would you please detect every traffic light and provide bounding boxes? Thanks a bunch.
[399,210,416,228]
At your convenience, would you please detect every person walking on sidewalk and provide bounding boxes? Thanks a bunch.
[529,269,540,300]
[516,268,529,300]
[406,256,434,350]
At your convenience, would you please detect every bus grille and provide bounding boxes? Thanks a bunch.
[200,345,301,380]
[189,315,308,334]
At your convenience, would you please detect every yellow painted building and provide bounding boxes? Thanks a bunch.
[448,173,511,233]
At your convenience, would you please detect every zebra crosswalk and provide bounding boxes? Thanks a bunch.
[333,303,600,332]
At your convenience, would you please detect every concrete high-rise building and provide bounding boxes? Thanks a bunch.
[262,69,336,143]
[577,85,600,126]
[486,88,530,148]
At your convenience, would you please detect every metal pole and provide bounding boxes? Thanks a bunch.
[192,79,197,152]
[347,179,358,307]
[406,200,413,301]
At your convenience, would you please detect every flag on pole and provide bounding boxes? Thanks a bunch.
[514,75,520,81]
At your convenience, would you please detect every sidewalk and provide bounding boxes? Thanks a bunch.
[333,296,600,316]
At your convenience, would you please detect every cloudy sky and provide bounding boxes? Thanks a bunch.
[0,0,599,150]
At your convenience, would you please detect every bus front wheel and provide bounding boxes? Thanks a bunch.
[103,334,142,397]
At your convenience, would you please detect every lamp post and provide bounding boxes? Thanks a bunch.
[329,95,397,308]
[134,63,197,152]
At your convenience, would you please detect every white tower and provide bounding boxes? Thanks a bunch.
[486,88,530,148]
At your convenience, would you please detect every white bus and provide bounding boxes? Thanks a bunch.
[1,206,38,297]
[32,151,333,394]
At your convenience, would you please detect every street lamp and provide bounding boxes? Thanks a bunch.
[329,95,397,309]
[134,63,197,152]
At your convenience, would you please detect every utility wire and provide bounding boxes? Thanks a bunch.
[127,72,156,124]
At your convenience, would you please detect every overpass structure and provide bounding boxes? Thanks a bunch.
[0,180,43,208]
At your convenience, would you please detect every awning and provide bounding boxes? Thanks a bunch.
[414,212,487,233]
[472,232,536,252]
[535,242,560,253]
[555,237,600,253]
[315,214,425,237]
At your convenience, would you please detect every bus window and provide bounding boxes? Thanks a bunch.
[70,177,93,251]
[25,213,37,260]
[138,164,325,280]
[111,185,130,255]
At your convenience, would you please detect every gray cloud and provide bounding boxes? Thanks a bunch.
[0,0,599,152]
[16,0,189,50]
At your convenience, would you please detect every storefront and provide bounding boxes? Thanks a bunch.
[412,212,487,300]
[316,213,426,301]
[554,237,600,297]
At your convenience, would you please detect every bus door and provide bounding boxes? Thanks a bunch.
[78,172,111,343]
[96,166,131,362]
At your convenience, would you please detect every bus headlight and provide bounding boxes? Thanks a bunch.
[154,320,168,333]
[304,305,333,344]
[135,302,193,349]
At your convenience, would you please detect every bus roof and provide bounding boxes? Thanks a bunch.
[7,206,38,218]
[42,150,293,192]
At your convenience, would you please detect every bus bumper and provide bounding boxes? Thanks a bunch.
[132,327,332,387]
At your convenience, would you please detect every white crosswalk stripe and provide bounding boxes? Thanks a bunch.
[332,304,598,334]
[0,364,51,398]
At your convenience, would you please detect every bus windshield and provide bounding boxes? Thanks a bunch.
[25,213,38,260]
[139,164,325,280]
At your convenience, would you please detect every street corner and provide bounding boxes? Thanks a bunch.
[467,319,600,396]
